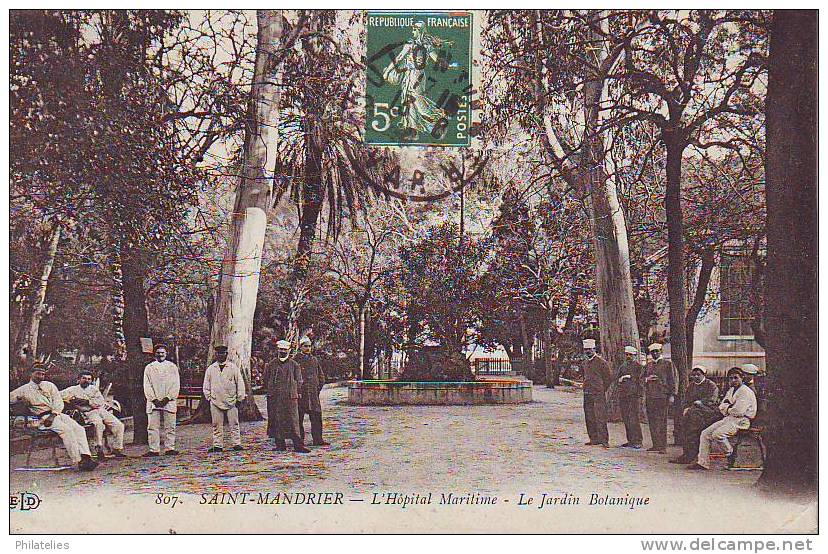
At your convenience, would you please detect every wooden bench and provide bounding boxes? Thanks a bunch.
[10,414,67,468]
[10,404,96,468]
[178,386,202,418]
[729,426,765,470]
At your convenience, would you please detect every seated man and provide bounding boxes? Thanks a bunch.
[10,365,98,471]
[689,367,757,470]
[740,363,767,425]
[670,365,720,464]
[62,370,126,461]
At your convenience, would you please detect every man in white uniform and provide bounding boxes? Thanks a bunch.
[10,365,98,470]
[62,370,126,461]
[143,345,180,456]
[203,345,247,453]
[689,367,757,470]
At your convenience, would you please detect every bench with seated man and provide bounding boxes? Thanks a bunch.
[688,366,757,471]
[61,369,127,461]
[10,364,99,471]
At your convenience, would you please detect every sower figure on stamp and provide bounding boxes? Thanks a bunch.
[643,343,678,453]
[62,369,126,461]
[616,346,644,449]
[265,340,310,453]
[203,345,246,453]
[582,338,613,448]
[670,365,720,465]
[295,336,329,447]
[143,345,180,457]
[10,364,98,470]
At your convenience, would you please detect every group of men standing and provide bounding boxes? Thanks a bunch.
[264,337,329,453]
[580,338,758,470]
[143,337,329,457]
[11,336,329,470]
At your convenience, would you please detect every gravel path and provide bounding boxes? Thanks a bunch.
[10,385,816,533]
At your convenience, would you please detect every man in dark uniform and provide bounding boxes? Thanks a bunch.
[616,345,644,449]
[670,365,720,464]
[295,336,329,447]
[582,338,613,448]
[643,343,677,453]
[264,339,310,453]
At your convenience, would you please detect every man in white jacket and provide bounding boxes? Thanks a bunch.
[690,367,757,470]
[10,365,98,470]
[62,370,126,461]
[203,345,247,452]
[143,345,180,456]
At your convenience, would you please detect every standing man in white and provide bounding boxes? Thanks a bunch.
[143,345,180,457]
[203,345,246,453]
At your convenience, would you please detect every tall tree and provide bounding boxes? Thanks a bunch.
[758,10,817,494]
[612,10,767,421]
[484,10,641,368]
[207,10,299,421]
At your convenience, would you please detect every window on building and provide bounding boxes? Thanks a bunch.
[719,253,755,337]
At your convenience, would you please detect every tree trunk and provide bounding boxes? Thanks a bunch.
[542,323,556,388]
[284,14,325,344]
[208,9,288,422]
[758,10,817,494]
[109,245,129,361]
[529,10,639,372]
[664,138,690,438]
[685,248,716,369]
[17,222,61,364]
[518,310,532,374]
[121,248,150,444]
[285,111,324,344]
[578,14,640,372]
[358,303,367,379]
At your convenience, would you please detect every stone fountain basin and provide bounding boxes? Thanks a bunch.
[346,377,533,405]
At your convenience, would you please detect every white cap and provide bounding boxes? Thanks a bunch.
[276,340,291,349]
[299,336,311,346]
[648,343,663,352]
[582,339,596,349]
[740,363,760,375]
[624,346,638,354]
[692,365,707,374]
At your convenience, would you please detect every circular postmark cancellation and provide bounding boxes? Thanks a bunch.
[359,11,485,202]
[365,11,473,148]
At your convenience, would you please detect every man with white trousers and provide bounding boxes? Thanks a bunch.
[203,345,247,453]
[689,367,757,470]
[143,345,180,456]
[11,365,98,470]
[62,369,126,460]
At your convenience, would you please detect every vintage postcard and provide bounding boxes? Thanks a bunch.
[7,7,819,539]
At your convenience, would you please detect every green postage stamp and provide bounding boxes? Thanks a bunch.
[365,11,473,147]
